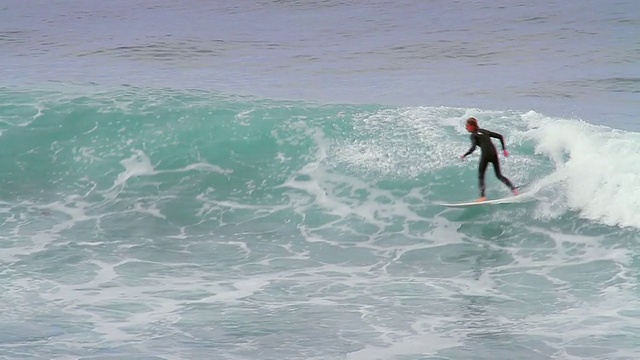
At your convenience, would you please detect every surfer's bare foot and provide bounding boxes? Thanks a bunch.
[512,188,520,196]
[476,197,487,202]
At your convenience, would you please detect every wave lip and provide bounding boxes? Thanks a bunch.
[522,111,640,229]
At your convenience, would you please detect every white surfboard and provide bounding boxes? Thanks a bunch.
[439,192,533,208]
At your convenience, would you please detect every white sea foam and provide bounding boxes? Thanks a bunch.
[521,111,640,228]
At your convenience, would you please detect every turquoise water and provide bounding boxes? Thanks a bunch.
[1,1,640,359]
[1,87,639,359]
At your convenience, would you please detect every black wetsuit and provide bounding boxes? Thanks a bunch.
[463,128,515,197]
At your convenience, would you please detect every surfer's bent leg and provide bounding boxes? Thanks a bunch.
[478,156,489,197]
[491,158,515,190]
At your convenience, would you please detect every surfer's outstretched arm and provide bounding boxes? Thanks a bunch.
[461,134,477,158]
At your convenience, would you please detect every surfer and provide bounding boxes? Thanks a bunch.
[460,117,519,202]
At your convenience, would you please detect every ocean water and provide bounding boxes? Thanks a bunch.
[1,1,640,359]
